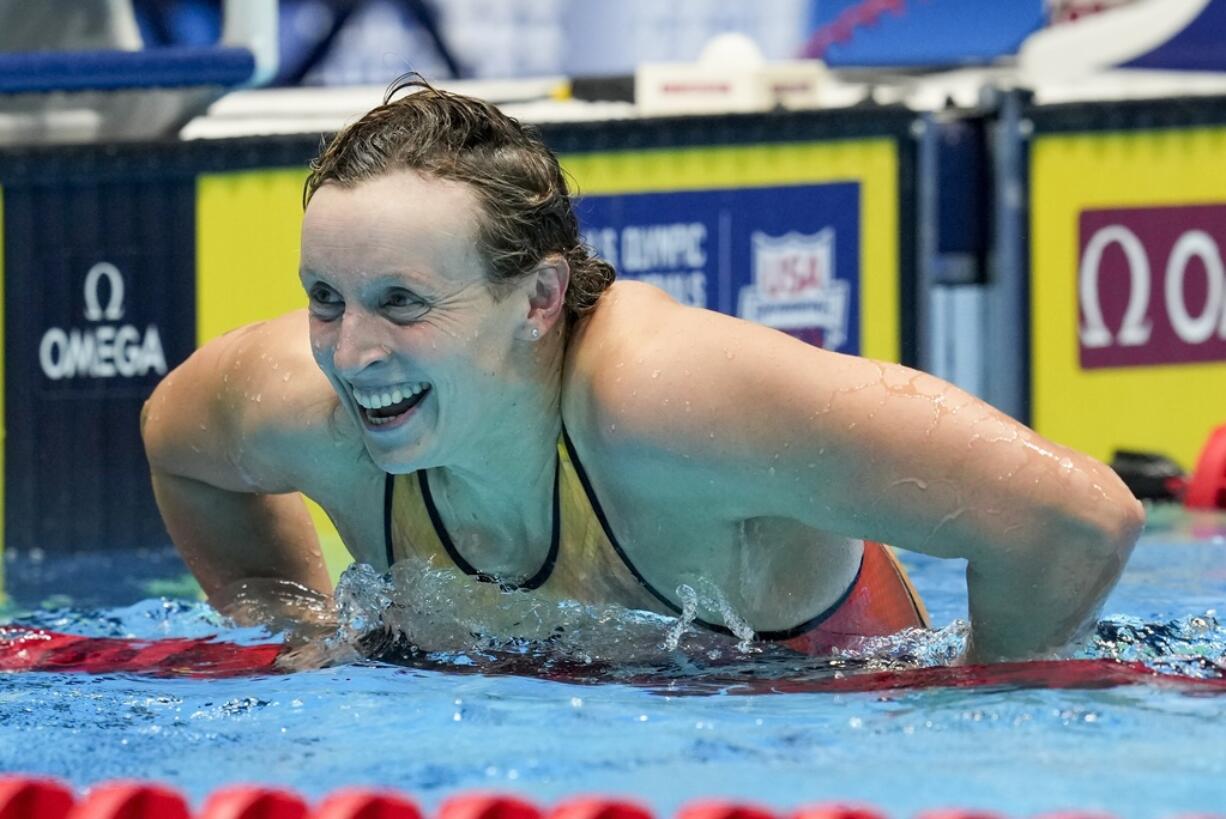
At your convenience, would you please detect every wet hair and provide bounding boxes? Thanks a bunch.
[304,75,615,318]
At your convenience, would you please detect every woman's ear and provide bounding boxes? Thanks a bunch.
[519,255,570,340]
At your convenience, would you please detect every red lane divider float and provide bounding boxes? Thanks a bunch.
[67,781,191,819]
[200,787,310,819]
[313,790,423,819]
[677,803,777,819]
[0,777,1222,819]
[0,777,75,819]
[793,806,891,819]
[549,798,653,819]
[440,795,542,819]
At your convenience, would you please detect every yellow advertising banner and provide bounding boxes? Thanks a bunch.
[1031,126,1226,469]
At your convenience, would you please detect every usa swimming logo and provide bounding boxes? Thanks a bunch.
[738,228,849,349]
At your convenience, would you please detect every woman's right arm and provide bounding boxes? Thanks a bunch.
[141,314,334,617]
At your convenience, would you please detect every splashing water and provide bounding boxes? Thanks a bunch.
[253,559,1226,693]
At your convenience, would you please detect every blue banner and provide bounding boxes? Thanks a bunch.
[575,182,862,353]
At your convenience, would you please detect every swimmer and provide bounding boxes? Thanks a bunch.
[141,79,1144,664]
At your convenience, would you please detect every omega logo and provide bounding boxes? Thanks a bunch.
[1079,224,1226,349]
[39,262,168,380]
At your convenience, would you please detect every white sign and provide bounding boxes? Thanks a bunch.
[39,262,168,381]
[738,228,849,348]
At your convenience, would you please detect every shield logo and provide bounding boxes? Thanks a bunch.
[738,228,849,349]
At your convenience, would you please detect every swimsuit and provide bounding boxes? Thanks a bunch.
[383,430,929,656]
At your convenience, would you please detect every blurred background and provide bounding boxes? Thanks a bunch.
[0,0,1224,597]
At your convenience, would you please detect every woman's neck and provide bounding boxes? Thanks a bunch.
[428,331,566,577]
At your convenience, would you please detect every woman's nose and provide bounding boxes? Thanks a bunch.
[331,312,391,376]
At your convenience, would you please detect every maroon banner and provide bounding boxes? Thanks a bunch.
[1078,204,1226,369]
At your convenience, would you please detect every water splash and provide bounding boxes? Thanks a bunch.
[1085,612,1226,679]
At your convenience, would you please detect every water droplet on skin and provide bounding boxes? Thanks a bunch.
[283,373,292,382]
[708,432,715,439]
[198,423,208,431]
[725,350,734,360]
[685,401,692,413]
[255,394,262,403]
[892,477,929,490]
[768,466,776,476]
[609,424,616,433]
[651,369,661,379]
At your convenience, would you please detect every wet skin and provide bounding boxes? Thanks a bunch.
[142,170,1145,663]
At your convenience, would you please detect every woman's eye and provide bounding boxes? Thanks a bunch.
[384,291,428,317]
[308,285,343,316]
[310,285,337,303]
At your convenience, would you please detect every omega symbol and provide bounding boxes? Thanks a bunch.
[82,262,126,322]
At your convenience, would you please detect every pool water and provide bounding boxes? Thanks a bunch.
[0,508,1224,818]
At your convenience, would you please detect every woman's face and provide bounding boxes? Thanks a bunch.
[299,170,529,473]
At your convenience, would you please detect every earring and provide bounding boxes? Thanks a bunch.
[530,327,541,339]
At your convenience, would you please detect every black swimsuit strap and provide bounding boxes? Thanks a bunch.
[416,463,560,592]
[383,473,395,570]
[560,427,863,640]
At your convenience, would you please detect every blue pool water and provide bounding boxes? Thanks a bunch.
[1,508,1224,818]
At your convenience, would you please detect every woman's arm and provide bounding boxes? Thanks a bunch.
[581,284,1145,663]
[141,312,336,622]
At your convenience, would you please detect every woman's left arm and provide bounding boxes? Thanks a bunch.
[588,288,1145,663]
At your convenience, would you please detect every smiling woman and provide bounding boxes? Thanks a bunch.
[141,77,1144,665]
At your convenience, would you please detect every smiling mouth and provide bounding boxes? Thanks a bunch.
[351,381,431,427]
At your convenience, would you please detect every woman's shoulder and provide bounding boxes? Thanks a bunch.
[561,281,706,472]
[145,310,371,497]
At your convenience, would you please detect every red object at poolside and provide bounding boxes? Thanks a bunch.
[67,782,190,819]
[1186,423,1226,509]
[0,776,75,819]
[792,806,889,819]
[313,790,423,819]
[3,627,1225,696]
[440,795,543,819]
[914,811,1007,819]
[550,798,653,819]
[677,801,778,819]
[201,787,310,819]
[0,627,283,678]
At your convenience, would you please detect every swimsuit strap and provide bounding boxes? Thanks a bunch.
[559,426,864,640]
[383,465,560,592]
